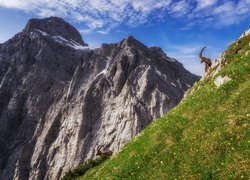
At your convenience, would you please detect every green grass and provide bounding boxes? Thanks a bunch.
[72,35,250,180]
[62,155,109,180]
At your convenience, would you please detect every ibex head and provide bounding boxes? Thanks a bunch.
[199,46,212,73]
[96,145,113,156]
[199,46,207,63]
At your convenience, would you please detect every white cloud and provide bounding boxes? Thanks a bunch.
[195,0,218,10]
[170,0,190,15]
[211,0,250,27]
[0,0,249,33]
[97,28,111,35]
[213,1,234,14]
[79,29,92,35]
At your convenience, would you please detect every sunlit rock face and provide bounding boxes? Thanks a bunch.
[0,17,199,180]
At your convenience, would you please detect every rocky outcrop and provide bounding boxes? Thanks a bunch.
[214,75,231,87]
[240,29,250,39]
[0,17,199,180]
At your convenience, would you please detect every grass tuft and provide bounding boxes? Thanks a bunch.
[62,155,109,180]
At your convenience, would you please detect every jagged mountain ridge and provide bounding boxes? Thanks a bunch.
[0,17,199,180]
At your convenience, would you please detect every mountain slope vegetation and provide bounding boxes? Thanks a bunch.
[74,32,250,179]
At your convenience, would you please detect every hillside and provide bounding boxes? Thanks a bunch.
[75,31,250,179]
[0,17,199,180]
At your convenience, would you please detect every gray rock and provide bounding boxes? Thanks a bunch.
[0,17,199,180]
[214,75,231,87]
[240,29,250,39]
[24,17,87,46]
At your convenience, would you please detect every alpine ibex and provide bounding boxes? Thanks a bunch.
[199,47,212,73]
[96,145,113,156]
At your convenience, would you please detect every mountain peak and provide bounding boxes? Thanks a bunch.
[126,35,136,41]
[24,16,86,45]
[150,46,167,57]
[120,35,147,49]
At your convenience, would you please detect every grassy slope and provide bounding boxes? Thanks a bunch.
[78,35,250,179]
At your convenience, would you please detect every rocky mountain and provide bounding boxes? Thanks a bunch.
[79,28,250,180]
[0,17,199,180]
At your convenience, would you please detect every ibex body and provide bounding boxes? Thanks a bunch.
[96,145,113,156]
[199,47,212,73]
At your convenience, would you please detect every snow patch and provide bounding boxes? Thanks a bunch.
[155,68,162,76]
[164,57,176,62]
[34,29,89,50]
[34,29,49,36]
[155,67,167,79]
[177,79,182,88]
[100,56,112,75]
[70,39,89,50]
[170,82,176,87]
[91,57,112,81]
[53,36,89,50]
[214,75,231,87]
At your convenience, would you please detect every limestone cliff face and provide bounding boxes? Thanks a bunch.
[0,17,200,180]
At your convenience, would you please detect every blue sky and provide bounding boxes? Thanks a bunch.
[0,0,249,75]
